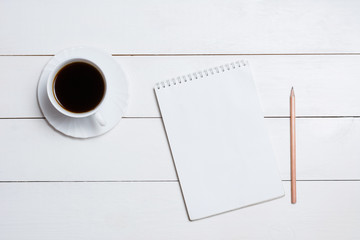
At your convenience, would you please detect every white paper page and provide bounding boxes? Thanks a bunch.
[155,62,284,220]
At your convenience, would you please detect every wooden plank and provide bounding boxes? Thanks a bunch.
[0,118,175,181]
[2,55,360,118]
[123,55,360,117]
[0,118,359,181]
[1,0,360,54]
[0,57,50,118]
[0,181,359,240]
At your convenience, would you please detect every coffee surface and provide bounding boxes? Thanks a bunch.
[54,62,105,113]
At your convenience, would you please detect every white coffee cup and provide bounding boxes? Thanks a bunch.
[46,58,107,126]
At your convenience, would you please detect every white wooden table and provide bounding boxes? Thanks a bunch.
[1,1,360,239]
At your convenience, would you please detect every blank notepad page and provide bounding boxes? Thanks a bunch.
[154,61,284,220]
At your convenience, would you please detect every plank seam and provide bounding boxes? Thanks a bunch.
[3,116,360,120]
[0,180,359,183]
[1,53,360,57]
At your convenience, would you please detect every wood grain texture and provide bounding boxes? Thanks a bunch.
[1,0,360,55]
[0,181,359,240]
[2,55,360,118]
[1,0,359,238]
[0,118,359,181]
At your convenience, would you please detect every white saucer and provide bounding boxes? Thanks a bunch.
[37,47,129,138]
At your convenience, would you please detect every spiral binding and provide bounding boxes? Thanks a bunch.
[155,60,248,90]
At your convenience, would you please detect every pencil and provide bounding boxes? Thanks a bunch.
[290,87,296,204]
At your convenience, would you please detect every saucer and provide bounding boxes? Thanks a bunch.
[37,47,129,138]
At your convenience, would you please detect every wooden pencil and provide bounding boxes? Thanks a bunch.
[290,87,296,204]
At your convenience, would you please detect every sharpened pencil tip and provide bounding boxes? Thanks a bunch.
[291,87,294,96]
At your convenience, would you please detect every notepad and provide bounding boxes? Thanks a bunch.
[154,61,284,220]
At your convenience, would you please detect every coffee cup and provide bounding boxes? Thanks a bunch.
[47,58,107,126]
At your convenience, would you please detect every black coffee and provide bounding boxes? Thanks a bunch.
[53,62,105,113]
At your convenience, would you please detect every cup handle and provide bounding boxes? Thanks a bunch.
[94,112,106,127]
